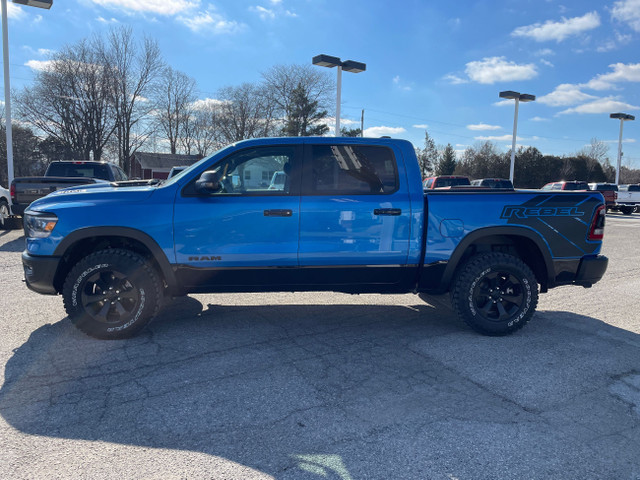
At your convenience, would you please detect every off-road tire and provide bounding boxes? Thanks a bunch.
[62,249,162,339]
[451,252,538,336]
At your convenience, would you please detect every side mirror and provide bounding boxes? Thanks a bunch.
[195,170,223,194]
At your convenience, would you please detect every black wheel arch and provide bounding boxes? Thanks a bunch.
[439,226,554,293]
[52,227,179,295]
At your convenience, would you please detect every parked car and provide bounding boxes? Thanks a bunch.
[11,160,128,216]
[423,175,471,189]
[616,184,640,214]
[588,183,618,212]
[541,180,589,191]
[471,178,514,189]
[0,184,12,229]
[22,137,607,340]
[168,166,188,178]
[268,171,286,190]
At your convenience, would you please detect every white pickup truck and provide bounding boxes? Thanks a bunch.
[617,184,640,214]
[0,184,15,229]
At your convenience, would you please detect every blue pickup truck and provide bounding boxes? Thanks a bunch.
[21,137,608,339]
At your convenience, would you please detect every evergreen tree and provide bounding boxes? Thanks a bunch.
[417,130,437,176]
[340,127,362,137]
[282,83,329,136]
[436,143,457,175]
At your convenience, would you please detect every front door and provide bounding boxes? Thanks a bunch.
[173,145,302,290]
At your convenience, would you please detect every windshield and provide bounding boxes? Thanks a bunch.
[436,177,470,188]
[47,163,111,180]
[563,182,588,190]
[592,184,617,191]
[161,144,234,187]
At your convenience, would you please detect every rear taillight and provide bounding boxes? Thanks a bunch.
[588,205,606,241]
[10,182,15,201]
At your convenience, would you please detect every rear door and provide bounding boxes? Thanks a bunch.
[298,142,412,286]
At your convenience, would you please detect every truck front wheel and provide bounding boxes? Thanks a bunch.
[62,249,162,339]
[451,252,538,336]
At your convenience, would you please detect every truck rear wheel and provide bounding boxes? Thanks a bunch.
[621,206,634,215]
[62,249,162,339]
[451,252,538,336]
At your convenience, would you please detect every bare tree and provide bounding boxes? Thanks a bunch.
[577,137,610,180]
[262,64,334,127]
[217,83,277,143]
[153,66,197,154]
[185,99,225,156]
[99,27,164,172]
[16,40,116,161]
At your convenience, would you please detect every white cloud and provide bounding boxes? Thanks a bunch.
[535,48,555,56]
[97,16,119,24]
[90,0,198,15]
[511,11,600,42]
[191,98,227,110]
[37,48,55,56]
[251,6,275,20]
[178,8,244,34]
[493,99,515,107]
[474,134,523,142]
[611,0,640,32]
[584,62,640,90]
[443,73,468,85]
[540,59,554,67]
[25,59,54,71]
[465,56,538,84]
[601,138,636,144]
[467,123,502,131]
[7,3,24,20]
[558,97,639,115]
[537,84,598,106]
[363,126,406,137]
[412,124,429,129]
[597,40,617,52]
[531,116,550,122]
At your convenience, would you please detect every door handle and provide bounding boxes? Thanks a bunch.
[264,209,293,217]
[374,208,402,216]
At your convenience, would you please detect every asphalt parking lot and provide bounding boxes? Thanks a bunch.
[1,213,639,479]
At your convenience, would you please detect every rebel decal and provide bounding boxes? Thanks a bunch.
[501,194,601,258]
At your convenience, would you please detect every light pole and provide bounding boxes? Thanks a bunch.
[610,113,635,185]
[2,0,52,187]
[499,90,535,184]
[312,54,366,136]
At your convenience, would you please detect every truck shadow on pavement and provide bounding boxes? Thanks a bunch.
[0,233,24,252]
[2,296,640,478]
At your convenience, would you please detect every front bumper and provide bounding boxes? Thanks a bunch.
[22,251,60,295]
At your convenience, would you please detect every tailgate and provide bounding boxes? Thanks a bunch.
[13,177,100,205]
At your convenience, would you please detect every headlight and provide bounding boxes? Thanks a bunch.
[24,212,58,238]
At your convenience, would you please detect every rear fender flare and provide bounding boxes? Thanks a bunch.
[439,226,555,291]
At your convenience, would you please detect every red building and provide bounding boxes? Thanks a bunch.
[129,152,201,180]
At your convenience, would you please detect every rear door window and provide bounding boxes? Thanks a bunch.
[305,145,398,195]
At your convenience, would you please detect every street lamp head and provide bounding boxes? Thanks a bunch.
[341,60,366,73]
[610,113,635,121]
[499,91,520,100]
[499,91,535,102]
[312,54,341,68]
[11,0,52,9]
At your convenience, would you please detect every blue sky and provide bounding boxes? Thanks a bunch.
[3,0,640,167]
